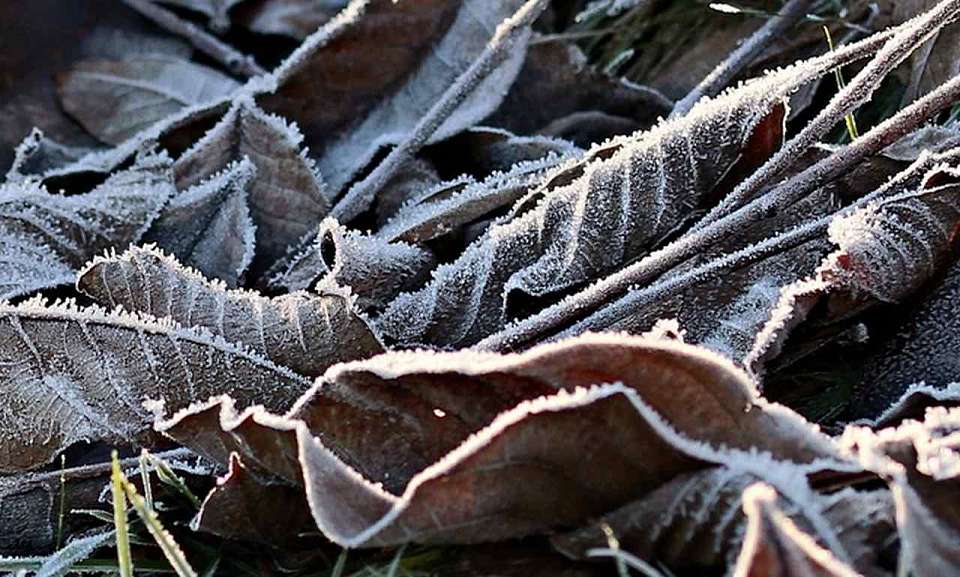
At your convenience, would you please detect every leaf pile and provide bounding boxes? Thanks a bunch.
[5,1,960,576]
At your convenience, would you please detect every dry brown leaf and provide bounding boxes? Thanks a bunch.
[77,245,384,378]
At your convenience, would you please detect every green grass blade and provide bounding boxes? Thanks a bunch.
[145,451,201,509]
[120,475,199,577]
[111,451,135,577]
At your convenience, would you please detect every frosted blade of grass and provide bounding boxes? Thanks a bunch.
[0,530,114,576]
[385,545,407,577]
[55,455,67,550]
[144,451,202,509]
[331,550,348,577]
[35,530,117,577]
[111,452,134,577]
[120,475,199,577]
[139,450,154,511]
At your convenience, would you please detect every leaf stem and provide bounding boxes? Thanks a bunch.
[672,0,816,117]
[120,0,265,78]
[330,0,551,222]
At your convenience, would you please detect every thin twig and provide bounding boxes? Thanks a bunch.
[672,0,816,117]
[121,0,266,78]
[330,0,551,223]
[692,0,960,230]
[475,70,960,352]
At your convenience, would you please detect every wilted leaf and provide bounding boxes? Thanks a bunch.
[0,0,168,172]
[310,219,436,312]
[57,55,240,145]
[844,407,960,577]
[192,453,314,544]
[4,129,97,183]
[77,245,383,378]
[145,158,257,287]
[268,133,577,293]
[749,158,960,385]
[158,334,848,547]
[0,151,174,301]
[730,484,863,577]
[893,0,960,102]
[372,44,874,347]
[487,41,671,146]
[0,296,311,473]
[174,97,329,270]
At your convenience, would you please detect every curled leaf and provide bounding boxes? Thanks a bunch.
[158,334,847,547]
[145,158,257,287]
[174,98,329,270]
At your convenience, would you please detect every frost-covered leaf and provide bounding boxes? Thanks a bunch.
[730,484,864,577]
[372,44,873,347]
[257,0,534,196]
[843,407,960,577]
[174,97,328,269]
[894,0,960,103]
[857,383,960,430]
[191,453,314,544]
[145,158,257,287]
[267,218,435,299]
[77,245,383,378]
[0,151,174,301]
[57,55,240,145]
[749,158,960,383]
[4,130,97,183]
[0,0,168,172]
[233,0,350,39]
[555,468,895,577]
[310,219,436,311]
[0,296,310,473]
[158,334,848,547]
[267,133,577,293]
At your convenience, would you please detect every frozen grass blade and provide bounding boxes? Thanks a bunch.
[144,450,203,509]
[111,451,134,577]
[120,472,199,577]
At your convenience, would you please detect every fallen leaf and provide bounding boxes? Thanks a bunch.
[843,406,960,577]
[0,151,174,301]
[158,334,849,547]
[77,245,384,378]
[145,158,257,287]
[57,55,240,145]
[730,483,864,577]
[173,97,329,271]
